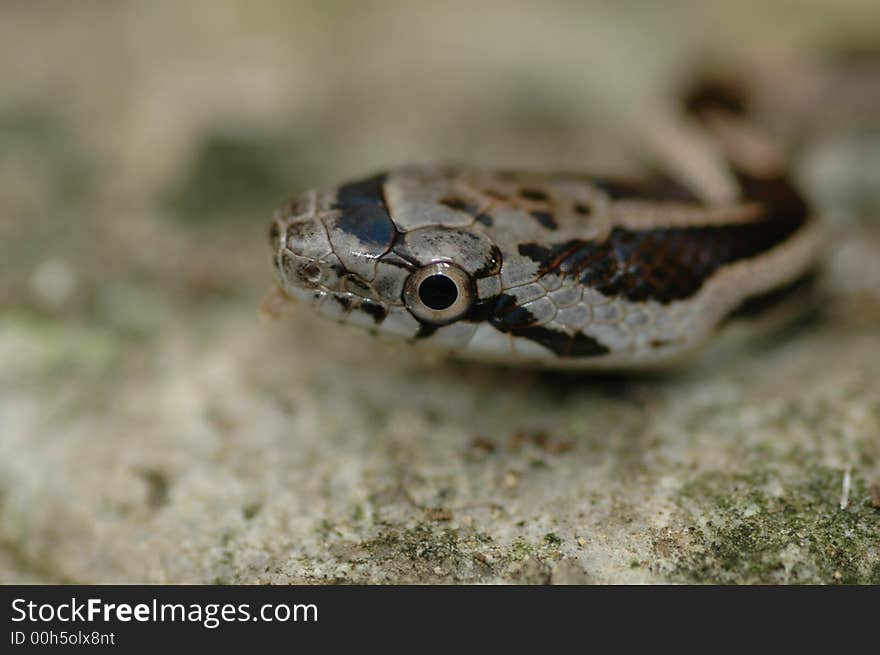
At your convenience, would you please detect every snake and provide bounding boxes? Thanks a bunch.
[267,74,825,369]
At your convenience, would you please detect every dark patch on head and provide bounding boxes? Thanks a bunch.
[475,213,494,227]
[518,189,807,304]
[334,173,389,208]
[440,196,480,215]
[489,294,609,358]
[359,300,388,324]
[463,297,495,322]
[331,173,397,250]
[530,210,558,230]
[489,293,536,330]
[726,271,818,322]
[472,244,503,278]
[334,295,352,310]
[574,203,592,216]
[333,205,396,249]
[520,188,549,202]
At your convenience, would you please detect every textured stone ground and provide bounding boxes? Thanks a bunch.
[1,1,878,584]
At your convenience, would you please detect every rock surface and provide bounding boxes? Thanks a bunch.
[1,1,878,584]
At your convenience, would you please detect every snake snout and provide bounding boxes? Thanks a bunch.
[271,207,339,297]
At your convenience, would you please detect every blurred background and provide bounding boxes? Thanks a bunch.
[1,1,878,584]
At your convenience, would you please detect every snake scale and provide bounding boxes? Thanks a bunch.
[268,75,824,368]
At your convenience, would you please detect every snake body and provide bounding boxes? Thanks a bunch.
[269,78,822,368]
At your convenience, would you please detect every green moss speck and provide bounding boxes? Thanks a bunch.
[666,466,880,584]
[509,537,534,561]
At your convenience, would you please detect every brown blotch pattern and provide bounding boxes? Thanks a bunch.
[518,208,806,304]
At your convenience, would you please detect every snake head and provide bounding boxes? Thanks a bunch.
[270,169,507,353]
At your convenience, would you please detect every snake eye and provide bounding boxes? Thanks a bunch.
[403,262,475,325]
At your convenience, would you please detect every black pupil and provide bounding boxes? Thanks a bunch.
[418,274,459,310]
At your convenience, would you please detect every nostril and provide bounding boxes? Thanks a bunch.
[302,262,323,283]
